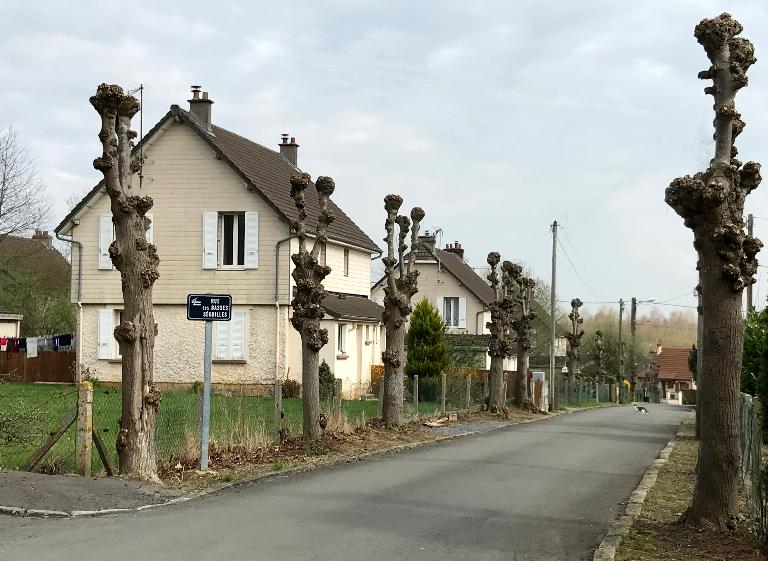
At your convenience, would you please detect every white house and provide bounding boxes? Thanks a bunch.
[55,86,383,395]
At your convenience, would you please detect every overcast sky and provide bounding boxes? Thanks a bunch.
[3,0,768,315]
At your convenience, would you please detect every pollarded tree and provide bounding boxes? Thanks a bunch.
[664,13,761,528]
[405,298,449,380]
[565,298,584,399]
[381,195,425,427]
[486,253,515,412]
[507,262,537,409]
[90,84,161,482]
[289,172,335,440]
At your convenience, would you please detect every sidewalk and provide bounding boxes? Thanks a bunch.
[0,471,182,516]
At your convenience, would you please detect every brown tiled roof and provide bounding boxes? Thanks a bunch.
[322,293,383,322]
[56,106,380,253]
[433,248,496,306]
[653,346,694,381]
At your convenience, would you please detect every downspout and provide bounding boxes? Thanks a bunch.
[56,229,83,383]
[275,231,298,381]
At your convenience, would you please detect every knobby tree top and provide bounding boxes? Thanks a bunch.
[665,13,762,292]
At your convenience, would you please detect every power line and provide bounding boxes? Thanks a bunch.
[557,239,603,300]
[559,228,605,299]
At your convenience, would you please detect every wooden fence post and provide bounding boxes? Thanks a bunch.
[441,371,447,416]
[413,374,419,417]
[76,381,93,477]
[465,372,471,410]
[274,378,283,443]
[378,379,384,418]
[334,378,343,414]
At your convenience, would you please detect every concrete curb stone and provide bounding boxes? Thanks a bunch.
[0,403,618,519]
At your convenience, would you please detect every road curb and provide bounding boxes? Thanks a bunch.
[0,402,620,519]
[592,415,689,561]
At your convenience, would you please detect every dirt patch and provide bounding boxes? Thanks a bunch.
[616,426,765,561]
[159,408,542,491]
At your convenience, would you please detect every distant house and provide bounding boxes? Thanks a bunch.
[640,346,695,405]
[55,86,383,395]
[0,307,22,337]
[371,234,567,372]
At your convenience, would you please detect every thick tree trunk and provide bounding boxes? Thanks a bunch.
[113,208,161,482]
[90,84,161,483]
[382,318,405,426]
[685,245,742,528]
[488,355,505,411]
[515,345,528,407]
[301,336,322,439]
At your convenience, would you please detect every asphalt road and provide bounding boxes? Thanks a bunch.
[0,405,690,561]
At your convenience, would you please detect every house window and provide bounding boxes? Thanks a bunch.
[365,324,370,343]
[443,297,460,327]
[343,248,349,276]
[218,212,245,268]
[215,309,247,360]
[337,323,347,354]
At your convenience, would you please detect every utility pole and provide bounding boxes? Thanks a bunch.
[618,299,625,382]
[630,297,637,400]
[549,220,558,411]
[696,284,703,439]
[747,213,754,312]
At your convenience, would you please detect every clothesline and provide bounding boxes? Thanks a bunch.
[1,333,75,356]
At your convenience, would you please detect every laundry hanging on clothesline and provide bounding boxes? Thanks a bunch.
[1,333,76,354]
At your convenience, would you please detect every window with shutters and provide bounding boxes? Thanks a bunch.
[214,309,247,361]
[443,297,460,327]
[218,212,245,268]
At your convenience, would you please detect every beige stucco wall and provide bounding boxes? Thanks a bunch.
[80,303,287,384]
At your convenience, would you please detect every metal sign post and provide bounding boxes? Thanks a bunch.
[186,294,232,471]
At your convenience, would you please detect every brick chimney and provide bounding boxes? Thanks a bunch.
[188,85,213,131]
[279,134,299,167]
[444,240,464,261]
[32,229,53,249]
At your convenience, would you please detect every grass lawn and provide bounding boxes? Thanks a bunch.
[0,382,442,474]
[615,420,765,561]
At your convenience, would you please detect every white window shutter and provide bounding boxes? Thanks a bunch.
[202,212,217,269]
[458,297,467,328]
[97,309,113,359]
[435,297,444,319]
[98,214,113,270]
[230,310,245,360]
[244,212,259,269]
[145,213,154,244]
[215,320,230,360]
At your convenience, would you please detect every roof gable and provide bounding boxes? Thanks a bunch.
[56,106,380,253]
[653,346,694,381]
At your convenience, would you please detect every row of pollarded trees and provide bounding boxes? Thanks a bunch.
[485,253,540,413]
[287,181,426,433]
[88,82,428,480]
